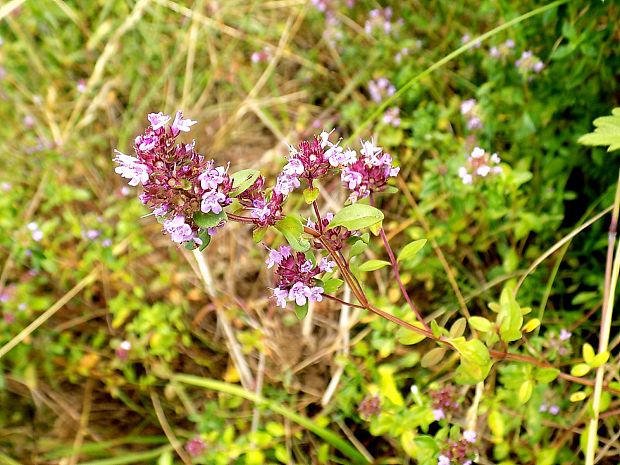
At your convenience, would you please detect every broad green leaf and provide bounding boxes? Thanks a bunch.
[578,107,620,152]
[348,238,367,258]
[230,169,261,196]
[535,367,560,383]
[430,320,442,338]
[397,239,427,262]
[497,287,523,342]
[421,347,446,367]
[518,380,533,404]
[570,363,591,377]
[253,227,267,243]
[468,316,492,332]
[303,187,320,204]
[358,259,391,272]
[397,322,427,345]
[582,343,595,364]
[275,216,310,252]
[487,410,505,439]
[194,210,227,228]
[328,204,384,231]
[295,302,309,319]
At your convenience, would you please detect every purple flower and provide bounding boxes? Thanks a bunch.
[274,173,301,196]
[458,147,502,185]
[559,329,571,341]
[201,190,227,214]
[341,138,399,202]
[539,403,548,413]
[86,229,101,240]
[289,282,310,306]
[318,257,335,272]
[282,158,304,176]
[383,107,401,127]
[113,150,150,186]
[433,408,445,421]
[147,112,170,130]
[463,430,477,443]
[300,260,314,273]
[185,437,206,457]
[163,215,195,243]
[437,455,451,465]
[368,77,396,103]
[308,286,324,302]
[199,165,228,190]
[549,405,560,415]
[266,246,289,269]
[273,287,289,308]
[171,111,197,134]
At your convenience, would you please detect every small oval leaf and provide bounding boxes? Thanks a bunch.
[359,259,391,272]
[328,204,384,231]
[397,239,427,262]
[468,316,492,332]
[421,347,447,367]
[570,363,591,377]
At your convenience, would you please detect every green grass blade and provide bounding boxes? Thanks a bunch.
[174,374,370,464]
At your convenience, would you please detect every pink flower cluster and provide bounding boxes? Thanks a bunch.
[457,147,502,185]
[515,50,544,75]
[489,39,515,59]
[430,385,460,421]
[341,139,400,202]
[237,175,285,227]
[364,8,401,35]
[113,111,232,246]
[460,99,483,131]
[437,430,476,465]
[368,77,395,104]
[268,245,335,308]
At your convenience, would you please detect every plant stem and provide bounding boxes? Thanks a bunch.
[585,168,620,465]
[371,194,429,330]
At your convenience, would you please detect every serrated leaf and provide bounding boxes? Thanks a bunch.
[358,259,391,272]
[275,216,310,252]
[570,363,591,377]
[397,322,427,345]
[230,169,261,196]
[535,367,560,383]
[303,187,319,204]
[397,239,427,262]
[421,347,446,367]
[468,316,492,332]
[328,204,384,231]
[582,343,595,364]
[578,108,620,152]
[193,210,227,229]
[294,302,308,319]
[518,380,534,404]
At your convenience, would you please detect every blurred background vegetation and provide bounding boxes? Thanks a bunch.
[0,0,619,463]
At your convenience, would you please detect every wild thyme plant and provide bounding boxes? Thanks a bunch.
[114,111,619,465]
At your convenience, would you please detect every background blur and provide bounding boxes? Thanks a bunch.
[0,0,619,464]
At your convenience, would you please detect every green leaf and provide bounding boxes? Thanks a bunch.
[230,169,261,196]
[397,322,427,345]
[253,227,267,243]
[582,343,595,364]
[378,365,404,406]
[451,338,492,384]
[570,391,587,402]
[591,351,609,368]
[468,316,492,332]
[295,302,309,320]
[275,216,309,252]
[348,238,367,258]
[358,259,391,272]
[193,211,227,229]
[421,347,446,367]
[497,287,523,342]
[303,187,320,204]
[570,363,591,377]
[198,230,212,251]
[522,318,540,333]
[328,204,384,231]
[578,108,620,152]
[449,318,466,338]
[518,380,533,404]
[535,367,560,383]
[397,239,427,262]
[430,320,442,338]
[322,278,343,294]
